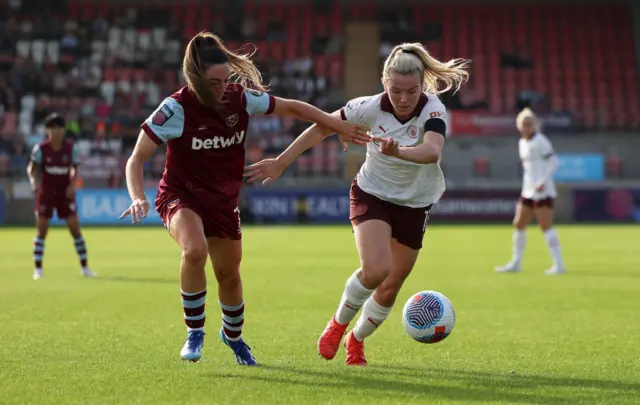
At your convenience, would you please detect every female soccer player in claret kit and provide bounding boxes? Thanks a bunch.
[245,43,469,366]
[495,108,566,275]
[119,32,369,365]
[27,113,95,280]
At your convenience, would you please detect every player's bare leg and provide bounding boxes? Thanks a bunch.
[65,215,95,278]
[32,215,49,280]
[170,208,209,361]
[346,239,419,366]
[207,237,258,366]
[534,206,565,275]
[318,220,391,361]
[207,236,256,365]
[496,201,533,273]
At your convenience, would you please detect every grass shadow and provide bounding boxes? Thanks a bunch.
[206,363,586,404]
[368,364,640,393]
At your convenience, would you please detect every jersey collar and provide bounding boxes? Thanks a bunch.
[380,92,428,124]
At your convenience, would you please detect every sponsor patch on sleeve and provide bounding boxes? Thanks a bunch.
[152,104,175,126]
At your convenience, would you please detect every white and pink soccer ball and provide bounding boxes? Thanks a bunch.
[402,290,456,343]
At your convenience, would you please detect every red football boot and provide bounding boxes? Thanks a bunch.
[318,316,349,360]
[344,331,367,366]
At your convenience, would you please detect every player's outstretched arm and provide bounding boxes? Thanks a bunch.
[270,97,370,145]
[244,112,341,185]
[372,131,444,164]
[120,131,158,223]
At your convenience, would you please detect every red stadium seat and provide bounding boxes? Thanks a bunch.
[117,68,132,83]
[0,112,17,135]
[311,146,324,176]
[329,55,343,85]
[296,154,311,176]
[473,157,490,177]
[269,42,284,63]
[324,140,341,176]
[330,3,343,35]
[313,55,327,77]
[606,155,622,178]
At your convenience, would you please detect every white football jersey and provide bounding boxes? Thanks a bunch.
[341,92,447,208]
[518,133,557,199]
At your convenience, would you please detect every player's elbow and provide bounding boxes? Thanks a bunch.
[126,154,145,172]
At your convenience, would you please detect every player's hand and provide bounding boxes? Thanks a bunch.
[31,183,39,195]
[372,136,400,158]
[244,159,286,185]
[334,121,371,151]
[535,183,545,192]
[65,185,75,199]
[120,198,150,223]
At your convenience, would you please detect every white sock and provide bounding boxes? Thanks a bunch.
[353,297,392,342]
[512,229,526,264]
[543,228,564,268]
[334,271,374,325]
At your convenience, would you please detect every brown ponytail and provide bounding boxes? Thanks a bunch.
[183,31,268,108]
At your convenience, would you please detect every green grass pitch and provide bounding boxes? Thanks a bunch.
[1,225,639,404]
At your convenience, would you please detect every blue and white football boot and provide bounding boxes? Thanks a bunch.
[180,331,205,362]
[219,328,257,366]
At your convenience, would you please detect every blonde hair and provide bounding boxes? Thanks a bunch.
[183,31,268,108]
[516,107,540,132]
[382,43,470,94]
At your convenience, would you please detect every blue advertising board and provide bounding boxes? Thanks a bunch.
[51,189,162,225]
[554,153,604,182]
[244,188,350,223]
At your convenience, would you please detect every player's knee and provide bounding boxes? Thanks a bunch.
[375,284,400,307]
[359,259,392,289]
[538,223,552,232]
[512,217,526,230]
[182,243,208,267]
[215,267,241,288]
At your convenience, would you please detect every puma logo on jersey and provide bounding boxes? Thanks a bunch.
[191,131,245,150]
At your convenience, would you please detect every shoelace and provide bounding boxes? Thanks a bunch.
[347,341,365,360]
[326,325,344,340]
[188,332,205,349]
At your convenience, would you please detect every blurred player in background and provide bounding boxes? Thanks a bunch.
[119,32,369,365]
[245,43,469,366]
[27,113,95,280]
[495,108,566,275]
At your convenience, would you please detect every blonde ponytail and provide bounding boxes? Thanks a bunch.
[382,43,470,94]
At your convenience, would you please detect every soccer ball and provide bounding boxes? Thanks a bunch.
[402,290,456,343]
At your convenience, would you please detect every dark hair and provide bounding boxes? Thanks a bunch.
[183,31,268,108]
[44,113,65,128]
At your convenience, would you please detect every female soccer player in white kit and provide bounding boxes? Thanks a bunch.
[495,108,566,275]
[244,43,469,366]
